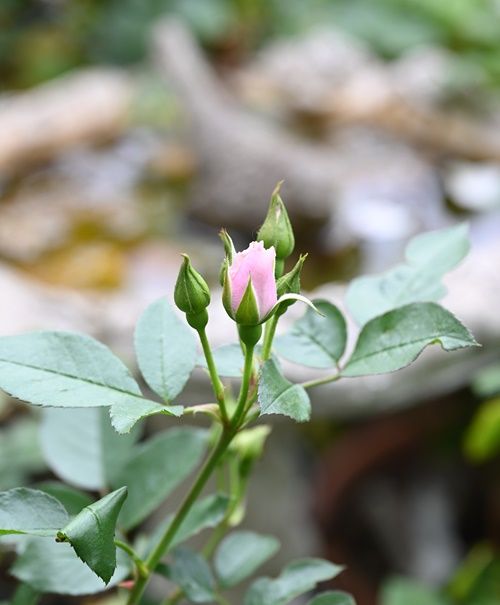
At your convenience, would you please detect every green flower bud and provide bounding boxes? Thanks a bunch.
[174,254,211,316]
[257,182,295,262]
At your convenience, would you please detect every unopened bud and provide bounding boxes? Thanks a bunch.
[257,182,295,264]
[174,255,211,317]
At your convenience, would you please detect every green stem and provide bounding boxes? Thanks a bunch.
[231,342,255,429]
[301,373,340,389]
[115,540,148,578]
[261,314,279,361]
[126,429,234,605]
[11,584,39,605]
[198,328,229,424]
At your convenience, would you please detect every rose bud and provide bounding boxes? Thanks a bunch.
[174,254,211,330]
[222,240,277,326]
[257,182,295,277]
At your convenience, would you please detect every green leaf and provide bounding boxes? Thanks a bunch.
[167,547,216,603]
[114,427,207,530]
[0,418,46,491]
[0,331,146,409]
[464,397,500,461]
[10,584,40,605]
[198,344,244,377]
[34,482,93,516]
[57,487,127,584]
[346,224,470,325]
[380,577,450,605]
[110,398,183,434]
[258,359,311,422]
[215,531,280,588]
[342,303,478,377]
[308,592,356,605]
[40,408,138,491]
[0,488,68,537]
[244,558,344,605]
[11,537,130,595]
[135,297,197,401]
[472,363,500,398]
[146,494,229,554]
[274,300,347,368]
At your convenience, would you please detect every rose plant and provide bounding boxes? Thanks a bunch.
[0,185,477,605]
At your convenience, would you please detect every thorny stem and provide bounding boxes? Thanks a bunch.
[198,328,229,424]
[127,336,257,605]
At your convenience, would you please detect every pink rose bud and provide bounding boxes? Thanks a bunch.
[222,240,278,325]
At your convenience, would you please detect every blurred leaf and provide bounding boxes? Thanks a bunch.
[198,343,245,377]
[165,547,216,603]
[453,548,500,604]
[449,544,496,602]
[40,408,138,491]
[380,577,450,605]
[258,359,311,422]
[34,482,93,516]
[0,488,68,537]
[215,530,280,588]
[11,537,130,595]
[274,300,347,368]
[0,418,46,490]
[308,592,356,605]
[0,331,144,409]
[464,398,500,461]
[10,584,40,605]
[135,297,197,402]
[346,224,469,325]
[472,363,500,398]
[114,427,207,530]
[342,303,477,377]
[146,494,229,554]
[57,487,128,583]
[244,558,343,605]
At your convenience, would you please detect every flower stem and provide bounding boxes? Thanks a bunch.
[301,372,340,389]
[126,429,234,605]
[115,540,148,578]
[198,328,229,424]
[231,341,255,429]
[261,314,279,361]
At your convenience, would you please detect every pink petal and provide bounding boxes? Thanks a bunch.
[228,241,277,319]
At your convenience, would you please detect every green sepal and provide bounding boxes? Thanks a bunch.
[276,254,307,298]
[235,279,261,326]
[174,255,211,315]
[257,182,295,261]
[221,260,235,319]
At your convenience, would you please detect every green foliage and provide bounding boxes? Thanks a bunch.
[380,577,450,605]
[11,538,130,595]
[135,297,198,401]
[346,224,469,326]
[472,363,500,398]
[308,592,356,605]
[274,299,347,368]
[0,331,143,408]
[57,487,128,583]
[115,428,208,530]
[198,343,245,377]
[166,547,216,603]
[34,482,93,516]
[258,359,311,421]
[342,302,477,377]
[39,408,138,491]
[215,531,280,588]
[244,558,344,605]
[0,418,46,490]
[465,397,500,461]
[148,494,230,553]
[0,488,68,537]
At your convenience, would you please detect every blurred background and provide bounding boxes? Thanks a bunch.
[1,1,500,604]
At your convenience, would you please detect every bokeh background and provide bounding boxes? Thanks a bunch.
[1,1,500,604]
